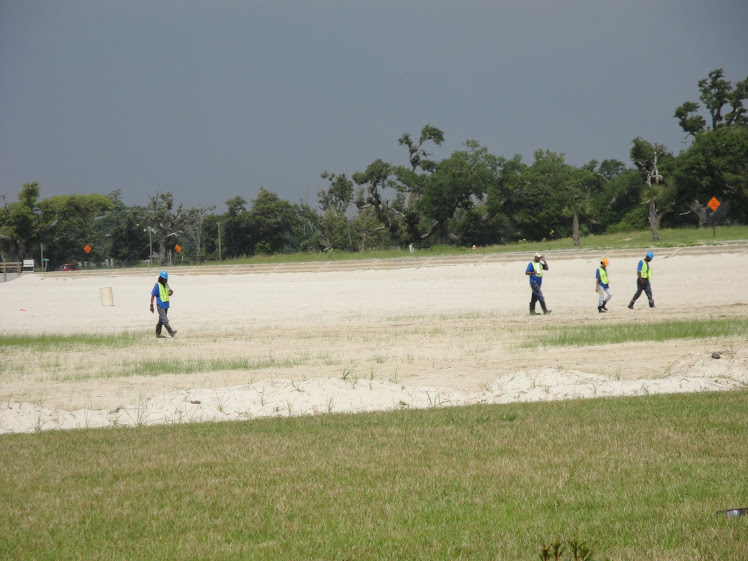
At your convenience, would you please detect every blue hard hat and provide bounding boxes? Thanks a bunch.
[646,252,654,259]
[160,270,169,279]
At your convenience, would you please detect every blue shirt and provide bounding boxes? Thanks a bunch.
[526,261,544,285]
[152,282,170,309]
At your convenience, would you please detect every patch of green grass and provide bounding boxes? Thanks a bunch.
[523,318,748,348]
[195,225,748,266]
[1,390,746,560]
[47,354,326,382]
[0,331,147,351]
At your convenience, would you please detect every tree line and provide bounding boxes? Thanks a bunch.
[1,69,746,269]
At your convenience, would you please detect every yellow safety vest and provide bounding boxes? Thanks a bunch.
[597,267,608,285]
[640,261,652,280]
[532,262,543,277]
[158,282,170,303]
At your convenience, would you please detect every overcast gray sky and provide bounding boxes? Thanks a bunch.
[1,0,746,212]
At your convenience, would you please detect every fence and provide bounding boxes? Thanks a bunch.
[2,261,22,283]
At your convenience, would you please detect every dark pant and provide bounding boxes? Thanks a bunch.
[156,306,172,335]
[530,281,545,308]
[630,279,653,306]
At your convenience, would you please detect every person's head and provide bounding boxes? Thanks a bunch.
[601,258,609,268]
[159,270,168,283]
[534,252,542,262]
[645,251,654,261]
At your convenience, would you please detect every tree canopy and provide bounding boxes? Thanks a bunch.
[3,68,745,268]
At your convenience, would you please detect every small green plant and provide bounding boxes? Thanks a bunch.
[256,387,268,407]
[290,380,304,393]
[539,538,596,561]
[426,392,443,407]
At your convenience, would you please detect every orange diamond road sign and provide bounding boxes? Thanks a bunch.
[84,244,92,253]
[174,244,182,254]
[707,197,720,211]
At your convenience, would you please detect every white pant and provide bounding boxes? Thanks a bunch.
[597,284,612,308]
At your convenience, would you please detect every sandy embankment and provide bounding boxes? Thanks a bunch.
[1,247,746,433]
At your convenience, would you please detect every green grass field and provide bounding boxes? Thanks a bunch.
[1,391,746,560]
[3,227,747,560]
[194,224,748,266]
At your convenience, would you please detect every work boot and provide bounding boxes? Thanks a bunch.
[603,301,609,311]
[165,325,177,337]
[529,302,539,315]
[540,302,552,315]
[649,301,655,308]
[156,325,165,338]
[627,302,634,310]
[598,306,606,313]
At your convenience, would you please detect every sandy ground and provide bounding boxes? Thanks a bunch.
[1,247,746,433]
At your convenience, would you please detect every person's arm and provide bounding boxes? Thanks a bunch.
[637,262,644,284]
[541,256,548,271]
[526,263,534,276]
[150,293,155,313]
[595,270,600,292]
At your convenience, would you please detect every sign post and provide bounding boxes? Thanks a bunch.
[707,197,720,239]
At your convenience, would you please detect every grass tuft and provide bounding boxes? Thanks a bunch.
[523,318,748,348]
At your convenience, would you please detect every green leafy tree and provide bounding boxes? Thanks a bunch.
[0,183,59,263]
[144,191,186,266]
[293,202,323,253]
[318,209,351,251]
[353,159,402,245]
[584,160,639,233]
[98,190,149,265]
[396,124,445,212]
[41,193,114,267]
[351,207,391,251]
[675,68,748,135]
[563,165,598,246]
[672,125,748,224]
[418,141,493,244]
[221,196,251,258]
[247,187,299,254]
[143,191,204,266]
[318,171,354,214]
[317,171,353,250]
[508,150,570,242]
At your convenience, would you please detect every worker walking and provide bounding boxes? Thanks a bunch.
[526,252,551,315]
[150,270,178,337]
[628,252,655,309]
[596,258,612,313]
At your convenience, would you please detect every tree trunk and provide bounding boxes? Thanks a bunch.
[687,200,708,227]
[158,236,166,266]
[572,214,580,246]
[648,200,660,242]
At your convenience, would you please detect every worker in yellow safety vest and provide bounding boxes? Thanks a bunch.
[628,252,655,309]
[150,270,178,338]
[596,258,612,313]
[525,253,551,315]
